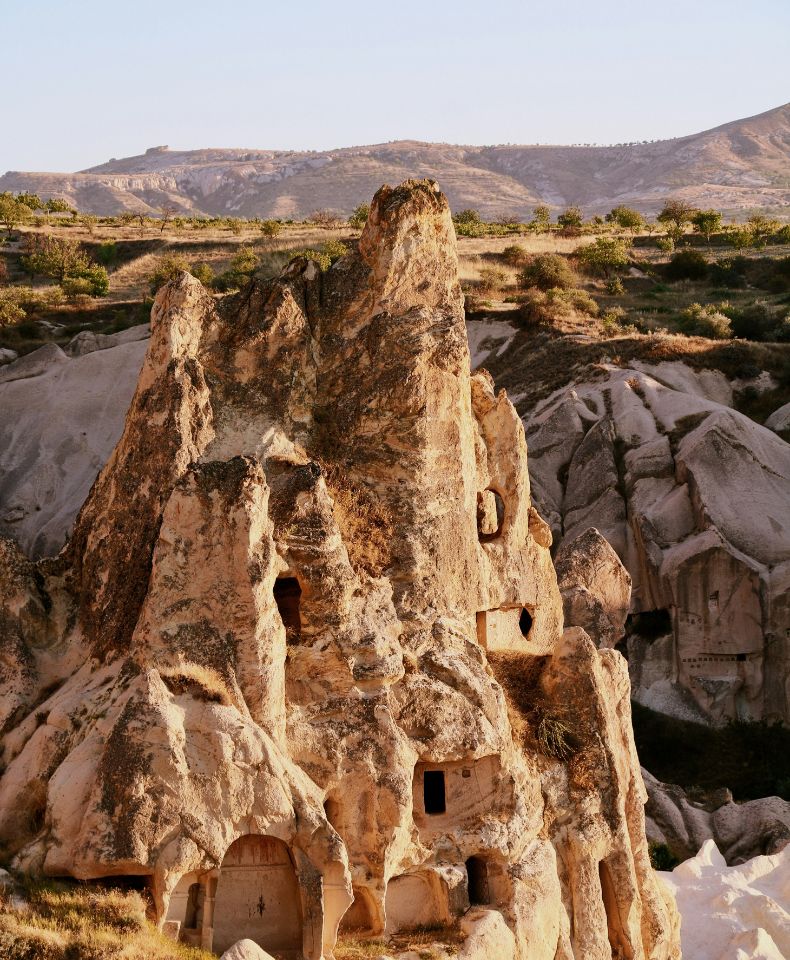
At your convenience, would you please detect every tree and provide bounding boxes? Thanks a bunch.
[0,193,31,235]
[80,214,98,235]
[159,204,178,234]
[348,203,369,229]
[746,214,781,249]
[606,206,644,233]
[657,199,695,234]
[310,209,342,228]
[45,197,72,214]
[690,209,722,244]
[16,192,42,211]
[665,249,708,281]
[20,234,88,282]
[557,206,583,229]
[532,205,551,231]
[576,237,631,276]
[729,227,755,252]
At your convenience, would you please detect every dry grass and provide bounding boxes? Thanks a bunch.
[0,876,212,960]
[157,662,232,705]
[318,460,395,579]
[334,924,465,960]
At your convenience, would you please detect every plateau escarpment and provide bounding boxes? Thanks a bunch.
[0,181,678,959]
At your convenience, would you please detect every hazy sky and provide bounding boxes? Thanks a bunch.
[3,0,788,172]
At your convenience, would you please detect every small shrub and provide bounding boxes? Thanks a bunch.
[656,236,675,254]
[501,244,529,266]
[477,266,508,296]
[190,262,214,288]
[649,842,679,871]
[148,255,192,294]
[94,241,118,268]
[576,237,631,276]
[536,715,576,760]
[605,276,624,295]
[322,239,348,263]
[519,253,576,291]
[260,219,282,237]
[0,296,25,326]
[665,248,708,281]
[546,287,599,316]
[348,203,369,229]
[61,276,95,301]
[678,302,732,339]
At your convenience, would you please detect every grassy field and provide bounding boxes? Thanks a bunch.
[1,216,789,425]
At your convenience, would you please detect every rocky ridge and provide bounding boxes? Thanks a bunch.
[1,103,788,217]
[0,181,678,958]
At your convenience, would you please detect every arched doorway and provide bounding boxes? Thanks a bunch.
[213,835,303,955]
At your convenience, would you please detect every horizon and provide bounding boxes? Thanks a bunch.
[3,0,789,172]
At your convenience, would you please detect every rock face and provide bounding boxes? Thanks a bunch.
[0,324,149,558]
[644,769,790,866]
[525,363,790,726]
[0,181,678,959]
[555,527,632,649]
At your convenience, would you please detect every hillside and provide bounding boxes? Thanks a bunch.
[2,103,789,219]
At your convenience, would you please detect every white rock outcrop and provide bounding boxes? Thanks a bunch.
[0,325,149,557]
[661,840,790,960]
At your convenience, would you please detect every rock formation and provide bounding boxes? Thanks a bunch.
[555,527,632,650]
[524,363,790,726]
[643,769,790,866]
[0,324,149,558]
[0,180,678,959]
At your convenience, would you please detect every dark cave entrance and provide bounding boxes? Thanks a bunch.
[273,576,302,642]
[466,856,491,905]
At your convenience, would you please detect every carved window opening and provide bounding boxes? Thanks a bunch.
[423,770,446,815]
[274,576,302,642]
[519,607,534,639]
[736,653,747,662]
[477,488,505,542]
[340,885,377,933]
[466,856,491,905]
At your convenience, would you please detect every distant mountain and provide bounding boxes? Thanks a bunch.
[2,103,789,219]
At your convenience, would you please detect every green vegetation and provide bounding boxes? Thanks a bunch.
[0,193,32,235]
[632,702,790,801]
[576,236,631,276]
[348,203,369,229]
[519,253,576,291]
[649,842,680,872]
[664,248,708,281]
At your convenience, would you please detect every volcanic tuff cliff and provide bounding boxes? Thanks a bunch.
[0,180,678,959]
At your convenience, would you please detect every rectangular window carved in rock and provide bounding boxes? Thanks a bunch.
[423,770,446,815]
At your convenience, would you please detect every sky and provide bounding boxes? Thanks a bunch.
[2,0,789,172]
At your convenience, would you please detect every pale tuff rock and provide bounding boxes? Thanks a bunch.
[0,328,149,558]
[525,362,790,726]
[643,768,790,865]
[555,527,632,648]
[661,840,790,960]
[0,180,678,959]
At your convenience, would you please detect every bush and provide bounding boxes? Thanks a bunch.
[348,203,369,229]
[656,236,675,254]
[477,266,509,296]
[322,239,348,263]
[576,237,631,276]
[148,255,191,294]
[289,240,348,273]
[190,262,214,288]
[649,842,679,871]
[605,277,625,295]
[557,206,583,229]
[519,253,576,291]
[501,244,528,266]
[260,219,282,238]
[665,248,708,281]
[0,295,25,326]
[73,264,109,297]
[94,242,118,268]
[726,300,790,342]
[678,302,732,339]
[546,287,599,316]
